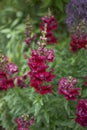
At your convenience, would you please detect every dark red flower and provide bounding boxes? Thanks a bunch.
[39,85,52,95]
[0,54,18,91]
[75,99,87,127]
[70,34,87,52]
[58,77,81,100]
[41,16,58,30]
[28,49,55,95]
[0,71,14,90]
[84,76,87,86]
[25,37,32,46]
[40,15,58,44]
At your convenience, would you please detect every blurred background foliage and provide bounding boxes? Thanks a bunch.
[0,0,69,57]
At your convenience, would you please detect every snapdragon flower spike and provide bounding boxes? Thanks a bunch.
[15,115,34,130]
[58,76,81,100]
[70,34,87,52]
[75,99,87,127]
[28,24,56,95]
[40,10,58,44]
[28,50,55,94]
[0,52,18,91]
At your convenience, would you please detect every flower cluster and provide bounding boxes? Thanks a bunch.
[40,10,58,44]
[15,115,34,130]
[0,52,18,90]
[28,49,55,95]
[70,34,87,52]
[28,24,55,94]
[66,0,87,32]
[6,62,18,75]
[58,76,81,100]
[75,99,87,127]
[0,71,14,90]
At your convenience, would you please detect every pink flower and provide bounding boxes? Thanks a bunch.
[25,35,36,46]
[29,116,34,126]
[6,63,18,75]
[15,116,34,130]
[58,77,81,100]
[46,49,54,62]
[75,99,87,127]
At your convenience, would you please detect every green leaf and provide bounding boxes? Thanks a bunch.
[81,89,87,98]
[61,119,75,128]
[44,111,49,124]
[64,100,70,116]
[1,28,10,33]
[42,0,51,8]
[34,103,41,116]
[55,0,64,12]
[11,19,19,28]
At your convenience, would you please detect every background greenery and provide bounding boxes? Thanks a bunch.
[0,0,69,55]
[0,0,87,130]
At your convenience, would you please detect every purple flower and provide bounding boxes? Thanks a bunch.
[66,0,87,32]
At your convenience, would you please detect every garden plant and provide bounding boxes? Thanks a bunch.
[0,0,87,130]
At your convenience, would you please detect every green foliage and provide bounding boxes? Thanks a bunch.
[0,87,78,130]
[0,0,69,54]
[0,45,87,129]
[0,0,87,130]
